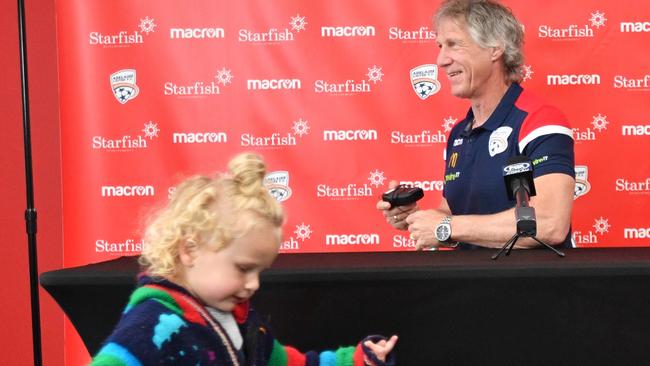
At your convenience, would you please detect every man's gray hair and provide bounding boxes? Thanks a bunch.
[435,0,524,83]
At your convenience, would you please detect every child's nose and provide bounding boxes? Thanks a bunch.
[245,273,259,292]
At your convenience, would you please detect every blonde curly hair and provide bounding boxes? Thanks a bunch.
[139,152,284,278]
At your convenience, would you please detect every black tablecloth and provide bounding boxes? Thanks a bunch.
[41,248,650,366]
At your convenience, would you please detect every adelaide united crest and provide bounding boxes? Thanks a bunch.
[574,165,591,199]
[264,171,292,202]
[110,69,140,104]
[410,64,441,100]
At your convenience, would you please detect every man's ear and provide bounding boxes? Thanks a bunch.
[491,46,504,61]
[179,239,198,267]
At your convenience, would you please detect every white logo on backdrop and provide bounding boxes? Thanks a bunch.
[392,116,450,146]
[522,65,534,82]
[314,67,382,95]
[321,25,376,37]
[621,124,650,136]
[323,129,378,141]
[294,223,312,241]
[573,113,608,142]
[138,16,157,34]
[410,64,441,100]
[110,69,139,104]
[326,233,380,246]
[593,217,611,235]
[172,131,227,144]
[142,122,160,139]
[239,14,306,42]
[388,26,436,42]
[442,116,457,133]
[316,170,385,199]
[215,68,234,85]
[366,65,384,84]
[280,222,312,251]
[620,21,650,33]
[264,171,292,202]
[574,165,591,199]
[291,118,310,137]
[624,227,650,239]
[572,216,610,246]
[247,79,302,90]
[615,178,650,193]
[170,27,225,39]
[589,11,607,28]
[95,239,145,254]
[613,74,650,90]
[399,180,444,191]
[547,74,601,86]
[241,119,308,147]
[164,67,233,97]
[390,130,447,145]
[92,122,158,151]
[538,11,606,39]
[591,113,609,132]
[289,14,308,32]
[101,185,155,197]
[368,170,387,187]
[89,16,154,46]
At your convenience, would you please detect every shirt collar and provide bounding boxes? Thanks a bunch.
[459,83,523,137]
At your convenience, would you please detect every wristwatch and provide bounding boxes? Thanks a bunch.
[435,216,458,247]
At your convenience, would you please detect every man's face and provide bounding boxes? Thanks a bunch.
[436,17,496,99]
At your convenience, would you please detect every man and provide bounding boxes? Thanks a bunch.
[377,0,575,250]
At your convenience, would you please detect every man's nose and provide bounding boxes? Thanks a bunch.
[436,48,451,68]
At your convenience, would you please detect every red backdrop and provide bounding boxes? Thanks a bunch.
[55,0,650,362]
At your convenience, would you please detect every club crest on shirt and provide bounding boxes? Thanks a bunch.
[110,69,140,104]
[410,64,441,100]
[488,126,512,157]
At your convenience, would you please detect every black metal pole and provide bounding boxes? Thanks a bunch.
[17,0,43,364]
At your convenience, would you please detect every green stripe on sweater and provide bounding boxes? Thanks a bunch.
[267,339,288,366]
[90,353,129,366]
[335,346,356,366]
[127,286,182,315]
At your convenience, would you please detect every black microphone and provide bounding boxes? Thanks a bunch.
[502,155,537,236]
[493,155,565,259]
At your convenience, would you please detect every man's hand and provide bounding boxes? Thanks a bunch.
[376,181,418,230]
[405,209,448,250]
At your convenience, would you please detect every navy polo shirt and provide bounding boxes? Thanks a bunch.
[443,83,575,249]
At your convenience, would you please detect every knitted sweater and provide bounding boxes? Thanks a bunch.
[91,275,395,366]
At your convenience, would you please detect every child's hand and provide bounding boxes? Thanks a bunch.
[363,335,398,364]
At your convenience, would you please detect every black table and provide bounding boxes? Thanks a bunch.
[41,248,650,366]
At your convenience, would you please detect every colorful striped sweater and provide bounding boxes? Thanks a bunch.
[91,275,395,366]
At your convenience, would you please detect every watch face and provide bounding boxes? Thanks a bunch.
[436,224,451,241]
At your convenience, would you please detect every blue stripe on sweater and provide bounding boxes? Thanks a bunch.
[319,350,337,366]
[305,351,320,366]
[99,342,143,366]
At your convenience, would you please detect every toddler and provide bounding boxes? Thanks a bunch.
[91,152,397,365]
